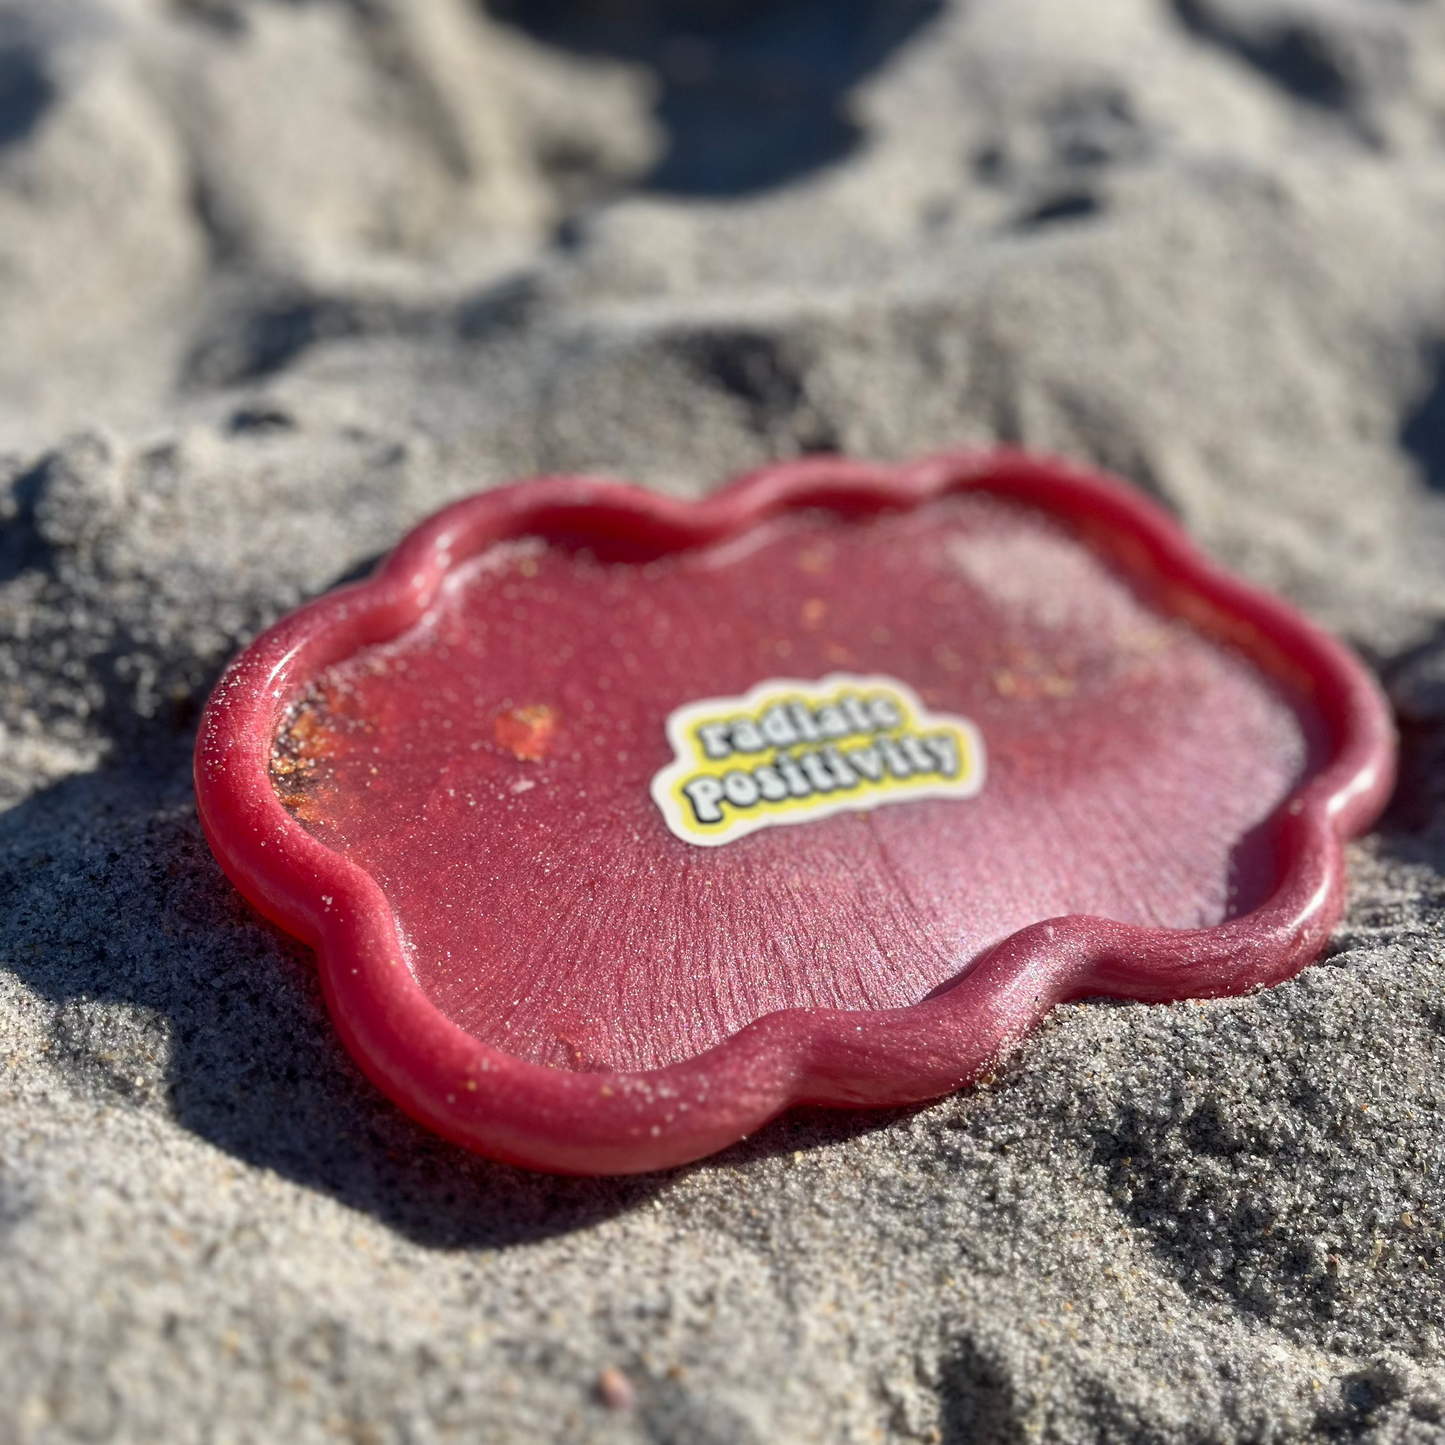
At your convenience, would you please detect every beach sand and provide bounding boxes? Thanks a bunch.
[3,1,1445,1438]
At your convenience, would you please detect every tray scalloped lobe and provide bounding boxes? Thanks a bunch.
[194,451,1395,1175]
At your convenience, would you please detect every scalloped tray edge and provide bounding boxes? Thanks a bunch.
[194,450,1396,1175]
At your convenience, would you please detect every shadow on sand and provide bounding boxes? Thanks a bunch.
[483,0,944,196]
[0,734,916,1252]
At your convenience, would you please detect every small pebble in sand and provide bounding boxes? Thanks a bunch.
[597,1366,636,1411]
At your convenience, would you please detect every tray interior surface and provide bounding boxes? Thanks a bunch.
[271,493,1321,1073]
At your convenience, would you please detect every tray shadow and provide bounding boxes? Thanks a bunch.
[0,748,933,1250]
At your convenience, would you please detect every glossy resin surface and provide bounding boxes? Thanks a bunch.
[195,453,1395,1173]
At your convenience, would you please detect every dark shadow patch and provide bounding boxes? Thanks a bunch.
[939,1336,1026,1445]
[1088,1104,1296,1325]
[0,453,60,583]
[1172,0,1355,110]
[1381,720,1445,836]
[184,295,375,390]
[183,272,543,389]
[679,329,806,422]
[971,143,1008,184]
[482,0,944,196]
[1313,1364,1408,1440]
[1082,1053,1445,1348]
[325,550,386,591]
[187,170,250,271]
[453,274,544,342]
[1402,341,1445,494]
[1381,630,1445,834]
[1044,87,1144,170]
[0,42,54,147]
[705,1101,926,1169]
[1014,191,1102,230]
[227,402,297,436]
[171,0,249,35]
[974,87,1147,195]
[669,326,839,450]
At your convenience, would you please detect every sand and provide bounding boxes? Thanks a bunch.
[3,0,1445,1439]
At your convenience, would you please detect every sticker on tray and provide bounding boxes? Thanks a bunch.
[650,674,985,847]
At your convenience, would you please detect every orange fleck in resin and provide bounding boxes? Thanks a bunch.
[494,704,558,762]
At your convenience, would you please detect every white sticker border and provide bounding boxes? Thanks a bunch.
[649,672,986,848]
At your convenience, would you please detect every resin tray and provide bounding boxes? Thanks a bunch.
[195,452,1394,1174]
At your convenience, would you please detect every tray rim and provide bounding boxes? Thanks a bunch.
[194,450,1396,1175]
